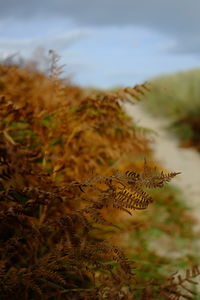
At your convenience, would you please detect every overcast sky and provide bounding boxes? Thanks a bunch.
[0,0,200,87]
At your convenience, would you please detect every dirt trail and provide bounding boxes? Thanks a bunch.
[124,103,200,225]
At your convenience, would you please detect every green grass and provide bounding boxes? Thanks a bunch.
[144,69,200,118]
[143,69,200,148]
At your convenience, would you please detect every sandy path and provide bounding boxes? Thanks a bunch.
[124,103,200,225]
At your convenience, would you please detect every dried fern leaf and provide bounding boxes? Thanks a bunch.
[115,187,153,210]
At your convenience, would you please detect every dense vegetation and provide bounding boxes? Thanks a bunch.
[0,59,200,299]
[143,69,200,151]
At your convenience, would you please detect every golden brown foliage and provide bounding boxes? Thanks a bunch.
[0,63,193,299]
[0,136,179,299]
[160,266,200,299]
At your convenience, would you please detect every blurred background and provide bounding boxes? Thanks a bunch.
[1,2,200,298]
[0,0,200,88]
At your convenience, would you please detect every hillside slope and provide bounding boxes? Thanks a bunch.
[144,69,200,151]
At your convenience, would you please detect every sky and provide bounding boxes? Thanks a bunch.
[0,0,200,88]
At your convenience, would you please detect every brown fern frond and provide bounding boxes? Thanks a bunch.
[84,206,118,228]
[161,266,200,300]
[81,241,132,275]
[110,244,132,274]
[76,161,179,216]
[115,187,153,210]
[123,160,180,189]
[141,159,181,188]
[37,267,66,286]
[90,82,150,105]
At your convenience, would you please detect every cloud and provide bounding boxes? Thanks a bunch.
[0,29,91,54]
[0,0,199,55]
[167,37,200,55]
